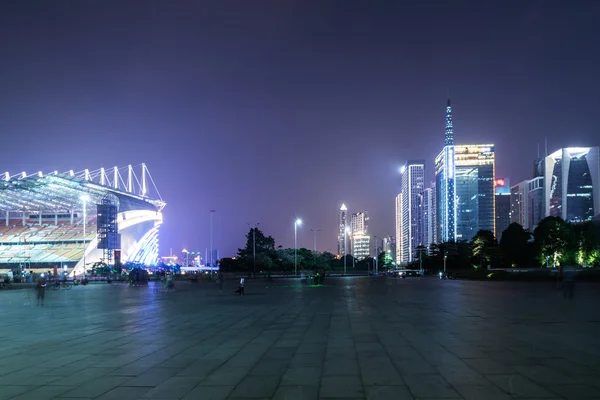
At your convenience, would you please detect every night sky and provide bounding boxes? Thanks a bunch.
[1,1,599,258]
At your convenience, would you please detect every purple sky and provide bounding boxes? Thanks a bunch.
[1,1,599,258]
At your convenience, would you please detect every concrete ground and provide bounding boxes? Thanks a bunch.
[0,276,599,400]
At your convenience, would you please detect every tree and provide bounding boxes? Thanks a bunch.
[500,223,533,267]
[218,257,240,272]
[533,216,574,267]
[472,230,496,269]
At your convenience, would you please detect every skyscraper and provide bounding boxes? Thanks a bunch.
[350,211,370,260]
[511,180,529,228]
[401,160,425,262]
[543,147,600,223]
[351,212,369,235]
[395,193,403,264]
[495,178,511,240]
[422,188,434,251]
[435,99,456,243]
[337,204,347,257]
[454,144,496,241]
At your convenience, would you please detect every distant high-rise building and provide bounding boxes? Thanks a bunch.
[528,177,544,228]
[382,235,396,263]
[543,147,600,223]
[352,233,371,260]
[511,180,529,228]
[435,98,456,243]
[422,188,434,251]
[430,182,437,245]
[351,212,369,235]
[401,160,425,262]
[395,193,403,264]
[337,204,348,257]
[495,178,511,240]
[454,144,495,241]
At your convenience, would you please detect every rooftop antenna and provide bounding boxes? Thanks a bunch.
[545,137,548,156]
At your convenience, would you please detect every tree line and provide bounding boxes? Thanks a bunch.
[417,216,600,271]
[218,227,395,273]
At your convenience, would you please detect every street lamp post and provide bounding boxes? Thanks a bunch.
[80,194,90,278]
[311,229,321,267]
[294,219,302,276]
[344,227,349,275]
[210,210,215,275]
[248,223,259,275]
[444,250,448,273]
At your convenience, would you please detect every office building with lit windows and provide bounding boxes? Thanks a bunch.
[453,144,495,241]
[495,178,511,240]
[351,212,369,235]
[400,160,425,262]
[395,193,403,264]
[543,147,600,222]
[351,233,371,260]
[422,188,434,251]
[435,99,456,243]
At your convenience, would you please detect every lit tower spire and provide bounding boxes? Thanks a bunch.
[445,98,454,145]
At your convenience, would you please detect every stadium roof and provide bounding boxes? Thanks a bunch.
[0,164,164,213]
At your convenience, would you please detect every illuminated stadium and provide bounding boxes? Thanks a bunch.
[0,164,165,275]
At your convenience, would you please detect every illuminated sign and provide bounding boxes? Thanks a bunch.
[495,179,505,187]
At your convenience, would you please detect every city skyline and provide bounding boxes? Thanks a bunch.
[1,1,599,257]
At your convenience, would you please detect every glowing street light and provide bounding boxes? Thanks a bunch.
[294,218,302,276]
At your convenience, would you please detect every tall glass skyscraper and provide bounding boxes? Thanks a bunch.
[455,144,496,240]
[400,160,425,262]
[543,147,600,223]
[435,99,456,242]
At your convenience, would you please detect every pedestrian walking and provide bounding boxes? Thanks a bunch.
[217,271,224,292]
[235,277,245,295]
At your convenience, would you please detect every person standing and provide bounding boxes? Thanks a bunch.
[36,274,47,306]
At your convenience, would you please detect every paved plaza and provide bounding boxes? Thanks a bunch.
[1,277,600,400]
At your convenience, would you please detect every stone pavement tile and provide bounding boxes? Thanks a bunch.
[181,385,235,400]
[547,384,600,399]
[0,385,37,400]
[139,376,201,398]
[248,358,289,376]
[48,368,115,386]
[263,347,297,360]
[175,360,223,377]
[327,338,354,348]
[393,359,436,374]
[323,358,360,376]
[402,374,461,398]
[359,359,404,386]
[272,385,319,400]
[484,350,537,367]
[289,352,324,367]
[56,376,129,398]
[0,367,60,385]
[437,366,488,386]
[123,367,180,387]
[444,345,488,359]
[462,358,515,375]
[319,375,364,399]
[419,350,467,368]
[296,343,326,354]
[202,366,250,386]
[228,375,280,398]
[486,374,557,398]
[454,385,513,400]
[9,385,74,400]
[280,367,321,386]
[355,342,386,355]
[95,386,151,400]
[364,385,413,400]
[514,365,577,385]
[538,357,597,376]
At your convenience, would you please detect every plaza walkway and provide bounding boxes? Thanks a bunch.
[0,277,599,399]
